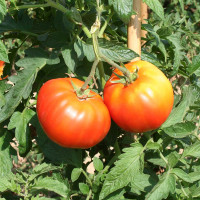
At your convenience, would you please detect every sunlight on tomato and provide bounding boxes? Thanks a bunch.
[37,78,111,149]
[103,60,174,133]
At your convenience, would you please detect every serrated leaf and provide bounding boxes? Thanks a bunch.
[0,0,6,23]
[0,58,46,123]
[171,168,192,183]
[146,142,161,150]
[104,189,126,200]
[162,86,196,128]
[187,54,200,76]
[189,172,200,182]
[29,163,62,182]
[168,152,179,168]
[109,0,135,24]
[0,40,9,63]
[99,143,144,200]
[0,127,14,177]
[143,0,164,19]
[0,176,12,192]
[167,34,183,74]
[30,177,69,197]
[93,157,103,172]
[8,109,35,156]
[61,47,77,72]
[145,172,176,200]
[192,187,200,198]
[131,173,151,195]
[182,141,200,158]
[71,168,82,182]
[77,39,138,63]
[79,183,89,195]
[162,122,196,138]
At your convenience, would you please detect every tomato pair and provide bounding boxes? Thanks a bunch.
[37,60,174,149]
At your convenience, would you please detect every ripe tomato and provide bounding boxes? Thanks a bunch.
[0,61,8,80]
[103,60,174,133]
[37,78,111,149]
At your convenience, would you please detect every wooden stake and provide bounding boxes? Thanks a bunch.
[128,0,141,61]
[141,2,148,45]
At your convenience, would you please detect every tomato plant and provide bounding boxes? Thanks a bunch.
[104,60,174,133]
[0,0,199,200]
[37,78,111,149]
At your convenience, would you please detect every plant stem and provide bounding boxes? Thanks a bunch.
[86,189,92,200]
[100,54,132,82]
[8,3,50,12]
[179,180,189,198]
[99,11,114,38]
[81,169,93,188]
[97,61,106,88]
[159,150,169,168]
[80,59,99,92]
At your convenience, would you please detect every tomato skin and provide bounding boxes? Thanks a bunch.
[37,78,111,149]
[103,60,174,133]
[0,61,8,80]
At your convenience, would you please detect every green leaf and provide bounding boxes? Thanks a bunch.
[145,172,176,200]
[162,122,196,138]
[0,0,6,23]
[99,143,144,200]
[0,40,9,63]
[71,168,82,182]
[76,39,138,63]
[189,172,200,182]
[162,86,196,128]
[167,34,183,74]
[131,173,151,195]
[0,127,14,177]
[171,168,192,183]
[182,141,200,158]
[187,54,200,76]
[143,0,164,19]
[0,176,12,192]
[109,0,135,24]
[33,117,82,167]
[30,177,69,198]
[61,47,78,72]
[168,152,179,168]
[93,157,103,172]
[79,183,89,195]
[104,189,126,200]
[192,187,200,198]
[29,163,62,182]
[0,58,46,123]
[146,141,161,150]
[8,109,35,156]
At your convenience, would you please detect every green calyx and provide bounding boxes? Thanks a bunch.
[110,69,138,85]
[70,79,95,100]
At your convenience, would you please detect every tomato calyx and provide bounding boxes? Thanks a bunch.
[111,67,139,85]
[70,79,95,100]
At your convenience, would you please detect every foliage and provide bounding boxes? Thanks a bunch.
[0,0,200,199]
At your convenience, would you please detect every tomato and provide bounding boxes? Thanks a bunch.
[103,60,174,133]
[0,61,8,80]
[36,78,111,149]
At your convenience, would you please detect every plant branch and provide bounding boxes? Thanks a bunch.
[80,59,99,92]
[97,61,106,88]
[100,54,132,82]
[159,150,169,169]
[8,3,50,12]
[81,169,93,188]
[99,11,114,38]
[86,189,92,200]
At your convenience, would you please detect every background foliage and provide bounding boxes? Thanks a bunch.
[0,0,200,199]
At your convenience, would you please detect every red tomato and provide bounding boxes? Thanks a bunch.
[0,61,7,80]
[37,78,111,149]
[103,60,174,133]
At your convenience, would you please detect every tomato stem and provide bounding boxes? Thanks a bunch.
[81,169,93,188]
[100,54,132,83]
[80,59,99,92]
[97,61,106,88]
